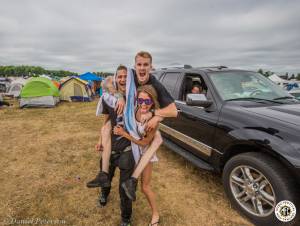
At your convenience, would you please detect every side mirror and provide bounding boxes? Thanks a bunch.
[186,93,212,107]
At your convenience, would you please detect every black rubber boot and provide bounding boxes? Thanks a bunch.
[120,219,131,226]
[86,171,111,188]
[121,177,138,201]
[97,192,109,207]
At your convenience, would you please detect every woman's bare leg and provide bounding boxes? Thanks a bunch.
[101,121,112,173]
[141,163,159,225]
[131,131,163,178]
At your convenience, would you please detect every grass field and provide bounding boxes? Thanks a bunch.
[0,100,252,226]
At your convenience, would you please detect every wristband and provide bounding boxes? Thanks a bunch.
[150,109,155,116]
[115,92,124,100]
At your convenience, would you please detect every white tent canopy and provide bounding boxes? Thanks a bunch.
[268,74,289,86]
[6,78,27,97]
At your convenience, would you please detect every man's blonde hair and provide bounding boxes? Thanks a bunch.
[135,51,152,63]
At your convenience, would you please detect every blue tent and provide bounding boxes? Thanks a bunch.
[79,72,103,81]
[286,83,299,91]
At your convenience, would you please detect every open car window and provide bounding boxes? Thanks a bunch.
[181,74,208,101]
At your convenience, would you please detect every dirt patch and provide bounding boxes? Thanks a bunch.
[0,100,252,226]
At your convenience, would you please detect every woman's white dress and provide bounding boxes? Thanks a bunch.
[136,120,159,163]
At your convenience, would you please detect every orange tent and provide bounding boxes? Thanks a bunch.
[52,80,60,88]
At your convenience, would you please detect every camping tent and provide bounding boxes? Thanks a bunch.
[60,76,70,84]
[79,72,103,96]
[0,78,11,93]
[268,74,289,87]
[79,72,103,81]
[52,80,60,89]
[6,78,26,97]
[59,77,92,102]
[20,77,60,108]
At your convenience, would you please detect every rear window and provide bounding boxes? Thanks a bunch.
[161,72,181,96]
[151,71,163,80]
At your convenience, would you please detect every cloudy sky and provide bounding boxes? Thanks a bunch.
[0,0,299,74]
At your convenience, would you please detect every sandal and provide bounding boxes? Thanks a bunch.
[148,219,160,226]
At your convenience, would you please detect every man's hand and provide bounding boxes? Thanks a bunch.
[146,116,161,132]
[115,98,125,115]
[95,142,103,152]
[113,125,126,136]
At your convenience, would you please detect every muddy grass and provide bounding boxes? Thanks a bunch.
[0,100,252,226]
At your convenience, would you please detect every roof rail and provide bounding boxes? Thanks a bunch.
[196,66,228,70]
[159,64,192,70]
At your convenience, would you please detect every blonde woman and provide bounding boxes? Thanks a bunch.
[114,85,161,226]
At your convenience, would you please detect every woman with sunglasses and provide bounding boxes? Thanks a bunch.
[114,85,161,226]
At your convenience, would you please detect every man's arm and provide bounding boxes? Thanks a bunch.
[149,75,178,118]
[113,125,157,147]
[145,103,178,132]
[153,102,178,118]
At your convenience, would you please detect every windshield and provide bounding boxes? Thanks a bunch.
[209,71,293,101]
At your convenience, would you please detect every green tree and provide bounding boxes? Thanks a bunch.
[258,68,264,75]
[290,74,295,80]
[0,65,78,78]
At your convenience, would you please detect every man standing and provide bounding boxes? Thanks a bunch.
[88,65,134,226]
[120,51,178,199]
[134,51,177,129]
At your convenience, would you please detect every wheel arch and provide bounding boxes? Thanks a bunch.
[220,143,300,187]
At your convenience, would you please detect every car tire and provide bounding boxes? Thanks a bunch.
[222,152,299,226]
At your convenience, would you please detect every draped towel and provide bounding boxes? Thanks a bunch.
[124,68,141,164]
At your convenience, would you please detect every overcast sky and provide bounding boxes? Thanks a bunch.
[0,0,299,74]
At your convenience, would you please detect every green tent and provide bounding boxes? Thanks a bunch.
[21,77,59,98]
[20,77,60,108]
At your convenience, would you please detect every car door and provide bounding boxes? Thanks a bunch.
[161,73,220,161]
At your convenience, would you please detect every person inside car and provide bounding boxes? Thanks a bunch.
[191,84,202,94]
[191,82,207,95]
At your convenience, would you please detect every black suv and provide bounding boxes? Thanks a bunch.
[153,66,300,225]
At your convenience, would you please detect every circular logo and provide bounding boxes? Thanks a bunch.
[275,200,296,222]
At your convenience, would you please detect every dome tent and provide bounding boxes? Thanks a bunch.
[59,77,92,102]
[79,72,102,81]
[20,77,60,108]
[7,78,26,97]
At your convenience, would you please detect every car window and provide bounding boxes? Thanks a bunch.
[151,71,163,80]
[209,71,292,101]
[161,72,181,96]
[181,74,208,101]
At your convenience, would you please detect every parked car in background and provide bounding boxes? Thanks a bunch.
[289,88,300,100]
[153,66,300,225]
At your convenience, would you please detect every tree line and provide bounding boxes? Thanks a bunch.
[2,65,298,80]
[258,69,300,80]
[92,71,114,78]
[0,65,113,78]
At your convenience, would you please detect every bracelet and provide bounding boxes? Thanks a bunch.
[115,92,124,100]
[150,109,155,117]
